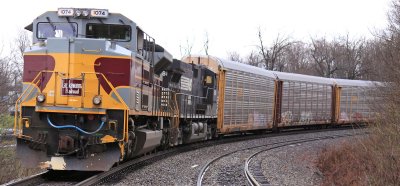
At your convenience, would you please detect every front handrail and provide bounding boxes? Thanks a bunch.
[14,71,47,136]
[81,71,130,142]
[81,72,129,109]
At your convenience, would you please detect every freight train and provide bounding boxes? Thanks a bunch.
[14,8,378,171]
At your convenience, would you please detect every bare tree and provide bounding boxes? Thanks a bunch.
[310,37,338,78]
[3,30,32,113]
[331,34,366,79]
[9,30,30,77]
[203,31,209,55]
[0,55,13,113]
[179,37,194,58]
[360,39,385,80]
[257,28,292,71]
[283,41,314,75]
[227,51,243,63]
[245,50,261,67]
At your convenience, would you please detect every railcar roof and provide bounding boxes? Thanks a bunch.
[274,71,335,85]
[185,56,378,87]
[216,58,334,85]
[333,78,376,87]
[216,58,276,78]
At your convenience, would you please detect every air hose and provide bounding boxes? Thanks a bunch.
[46,114,105,135]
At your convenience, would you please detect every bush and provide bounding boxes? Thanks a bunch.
[0,147,43,184]
[0,114,14,134]
[318,118,400,185]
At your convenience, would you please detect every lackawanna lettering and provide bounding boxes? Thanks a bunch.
[61,79,83,96]
[62,82,82,89]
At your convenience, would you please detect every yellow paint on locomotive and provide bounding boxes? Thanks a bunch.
[21,53,129,111]
[101,135,117,143]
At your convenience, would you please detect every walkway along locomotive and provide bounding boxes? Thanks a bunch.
[14,8,379,171]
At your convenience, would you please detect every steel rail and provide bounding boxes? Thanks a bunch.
[6,126,363,186]
[243,132,366,186]
[197,129,367,186]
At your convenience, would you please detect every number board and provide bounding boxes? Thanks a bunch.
[61,79,83,96]
[90,9,109,18]
[57,8,74,17]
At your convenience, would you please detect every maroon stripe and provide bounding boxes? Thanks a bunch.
[23,55,55,91]
[94,57,131,94]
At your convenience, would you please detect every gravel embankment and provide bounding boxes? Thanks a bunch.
[257,135,366,186]
[111,129,366,186]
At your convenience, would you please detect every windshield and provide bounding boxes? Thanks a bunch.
[37,22,77,39]
[86,23,131,41]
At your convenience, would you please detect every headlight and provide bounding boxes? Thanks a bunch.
[36,94,45,103]
[82,10,89,17]
[93,95,102,105]
[75,10,81,16]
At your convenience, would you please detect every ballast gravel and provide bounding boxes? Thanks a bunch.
[256,135,366,186]
[111,129,366,186]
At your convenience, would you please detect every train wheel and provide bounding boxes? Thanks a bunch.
[159,129,169,150]
[126,131,135,159]
[178,129,183,145]
[206,126,212,140]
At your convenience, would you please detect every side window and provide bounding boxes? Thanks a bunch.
[205,75,212,84]
[86,24,131,41]
[193,68,198,78]
[143,70,150,82]
[37,22,77,39]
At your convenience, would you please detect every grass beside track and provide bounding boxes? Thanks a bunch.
[0,138,43,185]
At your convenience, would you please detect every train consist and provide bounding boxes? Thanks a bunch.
[14,8,378,171]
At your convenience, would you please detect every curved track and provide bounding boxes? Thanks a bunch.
[197,129,367,186]
[6,126,364,186]
[4,170,98,186]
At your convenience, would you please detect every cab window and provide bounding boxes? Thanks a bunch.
[37,22,78,39]
[86,24,131,41]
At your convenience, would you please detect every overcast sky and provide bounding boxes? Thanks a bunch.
[0,0,391,59]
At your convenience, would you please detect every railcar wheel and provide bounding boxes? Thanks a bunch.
[126,131,136,159]
[178,128,183,145]
[206,126,212,140]
[159,129,169,150]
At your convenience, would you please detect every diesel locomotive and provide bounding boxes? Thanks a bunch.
[14,8,378,171]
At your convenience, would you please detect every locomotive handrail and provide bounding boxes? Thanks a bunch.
[81,71,130,142]
[175,87,215,99]
[175,87,215,119]
[14,71,46,136]
[81,71,129,109]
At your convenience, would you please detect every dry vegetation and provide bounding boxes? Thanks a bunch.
[0,144,43,184]
[1,115,42,184]
[317,118,400,185]
[317,1,400,185]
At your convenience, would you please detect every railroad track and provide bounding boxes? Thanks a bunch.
[197,129,367,186]
[4,170,98,186]
[5,126,364,186]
